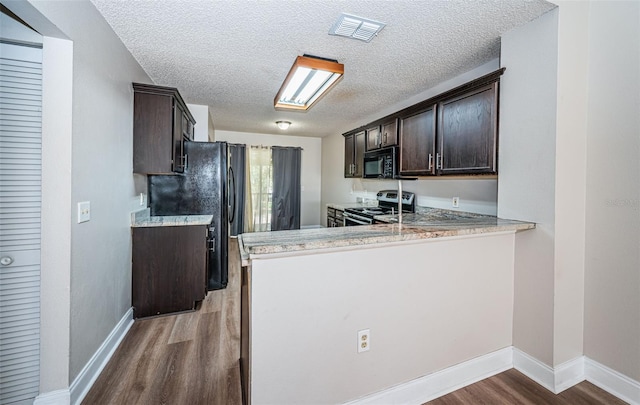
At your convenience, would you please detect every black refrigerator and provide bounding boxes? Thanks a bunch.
[227,143,245,237]
[148,141,243,290]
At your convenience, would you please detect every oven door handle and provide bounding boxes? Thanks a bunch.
[347,217,371,225]
[344,212,373,225]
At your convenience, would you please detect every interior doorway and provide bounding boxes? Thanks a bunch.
[0,10,43,404]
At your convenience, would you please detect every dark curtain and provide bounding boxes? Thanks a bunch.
[271,146,302,231]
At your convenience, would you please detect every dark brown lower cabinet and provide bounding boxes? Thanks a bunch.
[132,224,209,318]
[240,264,251,405]
[327,207,344,227]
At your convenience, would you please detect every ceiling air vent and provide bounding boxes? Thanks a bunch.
[329,13,386,43]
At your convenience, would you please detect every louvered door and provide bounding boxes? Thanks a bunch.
[0,42,42,404]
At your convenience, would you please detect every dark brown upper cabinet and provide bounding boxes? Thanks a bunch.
[380,119,398,148]
[365,125,381,151]
[344,130,365,178]
[399,106,437,176]
[133,83,195,174]
[345,69,504,178]
[366,119,398,151]
[437,82,498,175]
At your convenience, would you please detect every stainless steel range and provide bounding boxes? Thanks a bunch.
[343,190,415,226]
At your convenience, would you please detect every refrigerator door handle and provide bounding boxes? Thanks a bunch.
[228,166,236,224]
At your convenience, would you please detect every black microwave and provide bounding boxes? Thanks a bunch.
[363,147,397,179]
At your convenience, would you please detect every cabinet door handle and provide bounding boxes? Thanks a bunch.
[428,153,433,171]
[436,153,442,170]
[209,237,215,252]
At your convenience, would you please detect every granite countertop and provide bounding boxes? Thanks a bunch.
[327,201,377,210]
[238,209,535,259]
[131,209,213,228]
[374,207,509,225]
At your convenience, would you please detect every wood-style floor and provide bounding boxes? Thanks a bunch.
[425,368,627,405]
[81,239,243,405]
[84,238,626,405]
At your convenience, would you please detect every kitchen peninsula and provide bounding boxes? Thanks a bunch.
[238,212,534,404]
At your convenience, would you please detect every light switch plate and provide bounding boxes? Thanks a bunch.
[78,201,91,223]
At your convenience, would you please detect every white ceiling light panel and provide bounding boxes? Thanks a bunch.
[329,13,386,43]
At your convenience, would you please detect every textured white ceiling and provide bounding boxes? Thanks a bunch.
[91,0,555,138]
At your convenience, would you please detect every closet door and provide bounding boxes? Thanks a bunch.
[0,41,43,404]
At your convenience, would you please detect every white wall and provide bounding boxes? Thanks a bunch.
[552,0,589,368]
[13,0,152,394]
[498,7,559,367]
[501,1,591,369]
[321,60,502,227]
[250,233,516,403]
[583,1,640,382]
[40,36,73,394]
[500,0,640,385]
[187,103,215,142]
[215,130,322,227]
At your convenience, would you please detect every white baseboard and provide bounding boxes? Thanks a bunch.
[36,332,640,405]
[512,348,584,394]
[513,349,585,394]
[554,356,585,393]
[346,347,639,405]
[586,358,640,405]
[512,347,556,392]
[69,307,134,405]
[34,389,71,405]
[513,348,640,403]
[345,347,513,404]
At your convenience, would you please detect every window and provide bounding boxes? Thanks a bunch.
[246,145,302,232]
[249,146,272,232]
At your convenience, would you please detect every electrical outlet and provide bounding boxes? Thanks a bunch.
[452,197,460,208]
[77,201,91,223]
[357,329,370,353]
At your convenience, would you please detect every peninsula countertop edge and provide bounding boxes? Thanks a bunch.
[238,211,535,263]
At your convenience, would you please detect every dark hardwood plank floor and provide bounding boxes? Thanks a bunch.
[84,238,625,405]
[425,368,627,405]
[82,239,242,405]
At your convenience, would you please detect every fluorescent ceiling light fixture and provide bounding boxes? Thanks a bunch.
[276,121,291,130]
[274,55,344,111]
[329,13,386,42]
